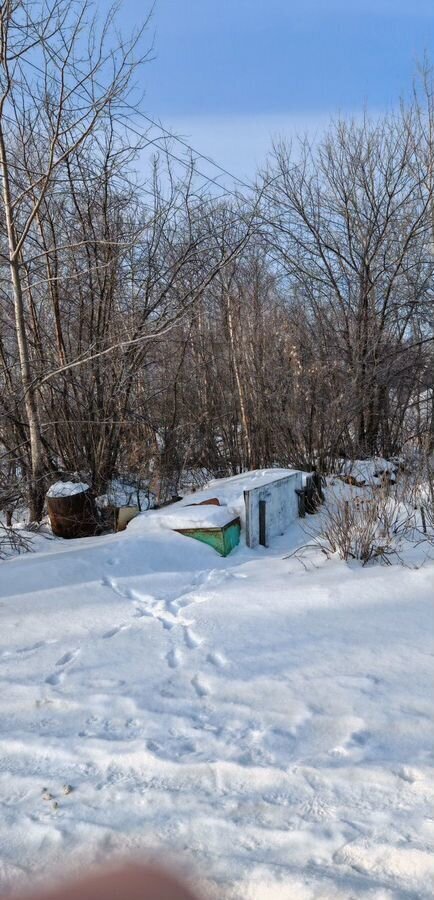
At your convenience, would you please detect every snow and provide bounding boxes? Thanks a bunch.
[127,468,301,536]
[96,480,153,511]
[0,488,433,898]
[46,482,90,499]
[176,468,302,529]
[131,504,239,531]
[340,458,397,486]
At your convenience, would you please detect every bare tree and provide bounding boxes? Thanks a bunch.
[0,0,148,518]
[262,109,434,462]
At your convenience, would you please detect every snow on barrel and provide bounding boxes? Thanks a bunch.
[46,481,99,539]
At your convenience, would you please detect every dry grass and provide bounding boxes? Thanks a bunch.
[300,477,424,565]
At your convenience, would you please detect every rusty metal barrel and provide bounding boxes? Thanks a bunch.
[47,484,100,539]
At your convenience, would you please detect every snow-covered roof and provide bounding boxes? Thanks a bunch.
[136,504,239,531]
[129,468,302,534]
[179,468,300,512]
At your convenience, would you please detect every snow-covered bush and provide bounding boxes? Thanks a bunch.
[337,457,398,487]
[318,490,394,564]
[303,458,434,565]
[306,480,421,565]
[411,458,434,545]
[96,476,155,512]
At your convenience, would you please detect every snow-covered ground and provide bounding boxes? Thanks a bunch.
[339,458,398,487]
[0,485,433,899]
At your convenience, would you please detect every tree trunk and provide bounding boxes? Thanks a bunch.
[225,287,252,470]
[0,127,46,520]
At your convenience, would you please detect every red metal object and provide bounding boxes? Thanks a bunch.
[187,497,221,507]
[47,489,99,539]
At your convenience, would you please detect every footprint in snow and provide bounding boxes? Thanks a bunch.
[45,671,65,686]
[203,569,229,586]
[160,684,176,698]
[191,674,210,698]
[130,597,177,631]
[350,729,372,747]
[126,587,155,604]
[184,626,202,649]
[102,623,131,639]
[132,605,149,619]
[101,574,115,588]
[170,592,210,613]
[206,650,228,669]
[2,639,57,659]
[55,650,79,666]
[151,610,176,631]
[101,575,127,597]
[45,648,80,685]
[166,648,182,669]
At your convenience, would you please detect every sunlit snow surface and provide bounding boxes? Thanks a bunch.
[0,502,433,899]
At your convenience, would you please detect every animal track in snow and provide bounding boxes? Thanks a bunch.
[132,604,148,618]
[206,650,228,669]
[101,574,127,597]
[337,673,381,695]
[1,639,57,659]
[350,728,372,747]
[202,569,231,587]
[106,557,120,566]
[191,674,210,698]
[145,607,178,631]
[55,650,79,666]
[125,587,155,604]
[158,613,177,631]
[159,683,176,698]
[45,671,65,686]
[102,624,130,639]
[166,648,182,669]
[46,648,80,685]
[20,640,50,653]
[184,626,202,649]
[126,589,185,632]
[102,575,211,665]
[169,591,209,614]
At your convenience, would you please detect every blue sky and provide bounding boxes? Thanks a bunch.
[112,0,434,182]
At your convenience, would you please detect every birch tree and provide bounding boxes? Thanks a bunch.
[0,0,147,519]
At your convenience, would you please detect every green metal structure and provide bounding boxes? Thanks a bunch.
[175,516,241,557]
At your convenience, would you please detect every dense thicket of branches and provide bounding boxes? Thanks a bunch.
[1,1,433,521]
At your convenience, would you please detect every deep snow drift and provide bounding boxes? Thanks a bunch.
[0,495,433,899]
